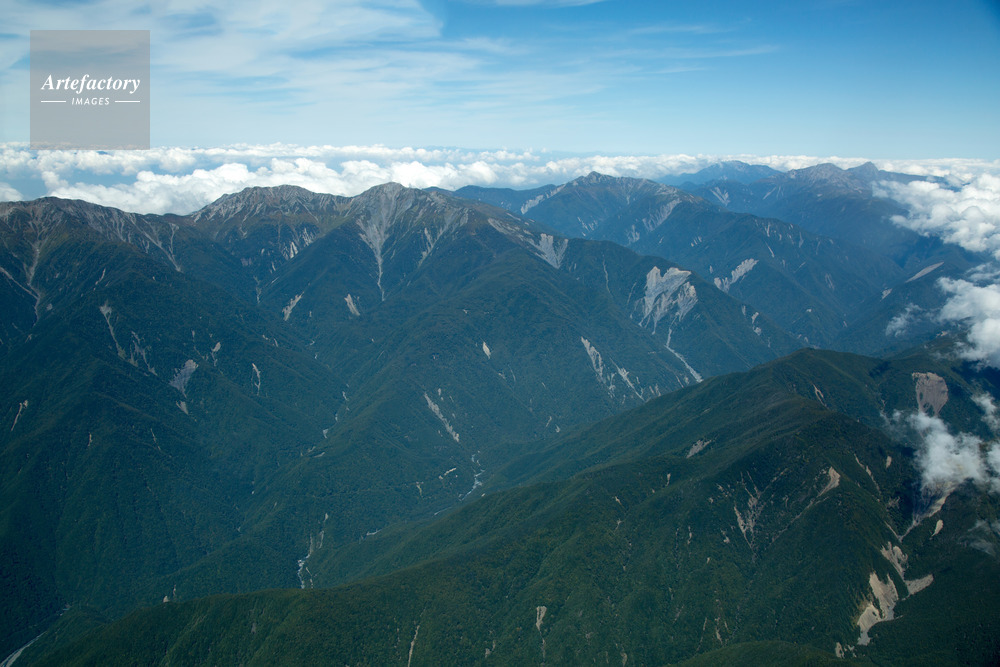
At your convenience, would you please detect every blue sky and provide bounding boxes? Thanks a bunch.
[1,0,999,158]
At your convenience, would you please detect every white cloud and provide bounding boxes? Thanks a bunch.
[880,172,1000,371]
[0,182,23,202]
[0,146,803,213]
[989,447,1000,493]
[937,277,1000,368]
[3,144,1000,217]
[0,0,779,150]
[908,410,1000,497]
[879,173,1000,260]
[974,393,1000,433]
[465,0,608,5]
[876,158,1000,183]
[0,142,705,213]
[885,303,920,338]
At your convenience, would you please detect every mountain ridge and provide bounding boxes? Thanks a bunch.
[3,173,998,664]
[0,183,805,657]
[25,345,1000,665]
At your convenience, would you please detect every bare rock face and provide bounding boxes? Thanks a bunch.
[913,371,948,416]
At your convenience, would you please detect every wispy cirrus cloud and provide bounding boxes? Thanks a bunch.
[1,0,779,150]
[628,22,738,37]
[465,0,608,6]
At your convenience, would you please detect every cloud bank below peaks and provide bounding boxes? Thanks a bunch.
[906,393,1000,501]
[1,143,721,214]
[3,142,997,216]
[937,275,1000,368]
[880,173,1000,260]
[880,171,1000,370]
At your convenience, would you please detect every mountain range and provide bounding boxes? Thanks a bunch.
[447,165,981,354]
[1,165,997,665]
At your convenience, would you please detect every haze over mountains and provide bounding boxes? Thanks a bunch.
[2,162,999,664]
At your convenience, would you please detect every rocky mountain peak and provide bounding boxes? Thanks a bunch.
[191,185,344,225]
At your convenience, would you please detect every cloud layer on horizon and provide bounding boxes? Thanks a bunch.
[3,142,998,216]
